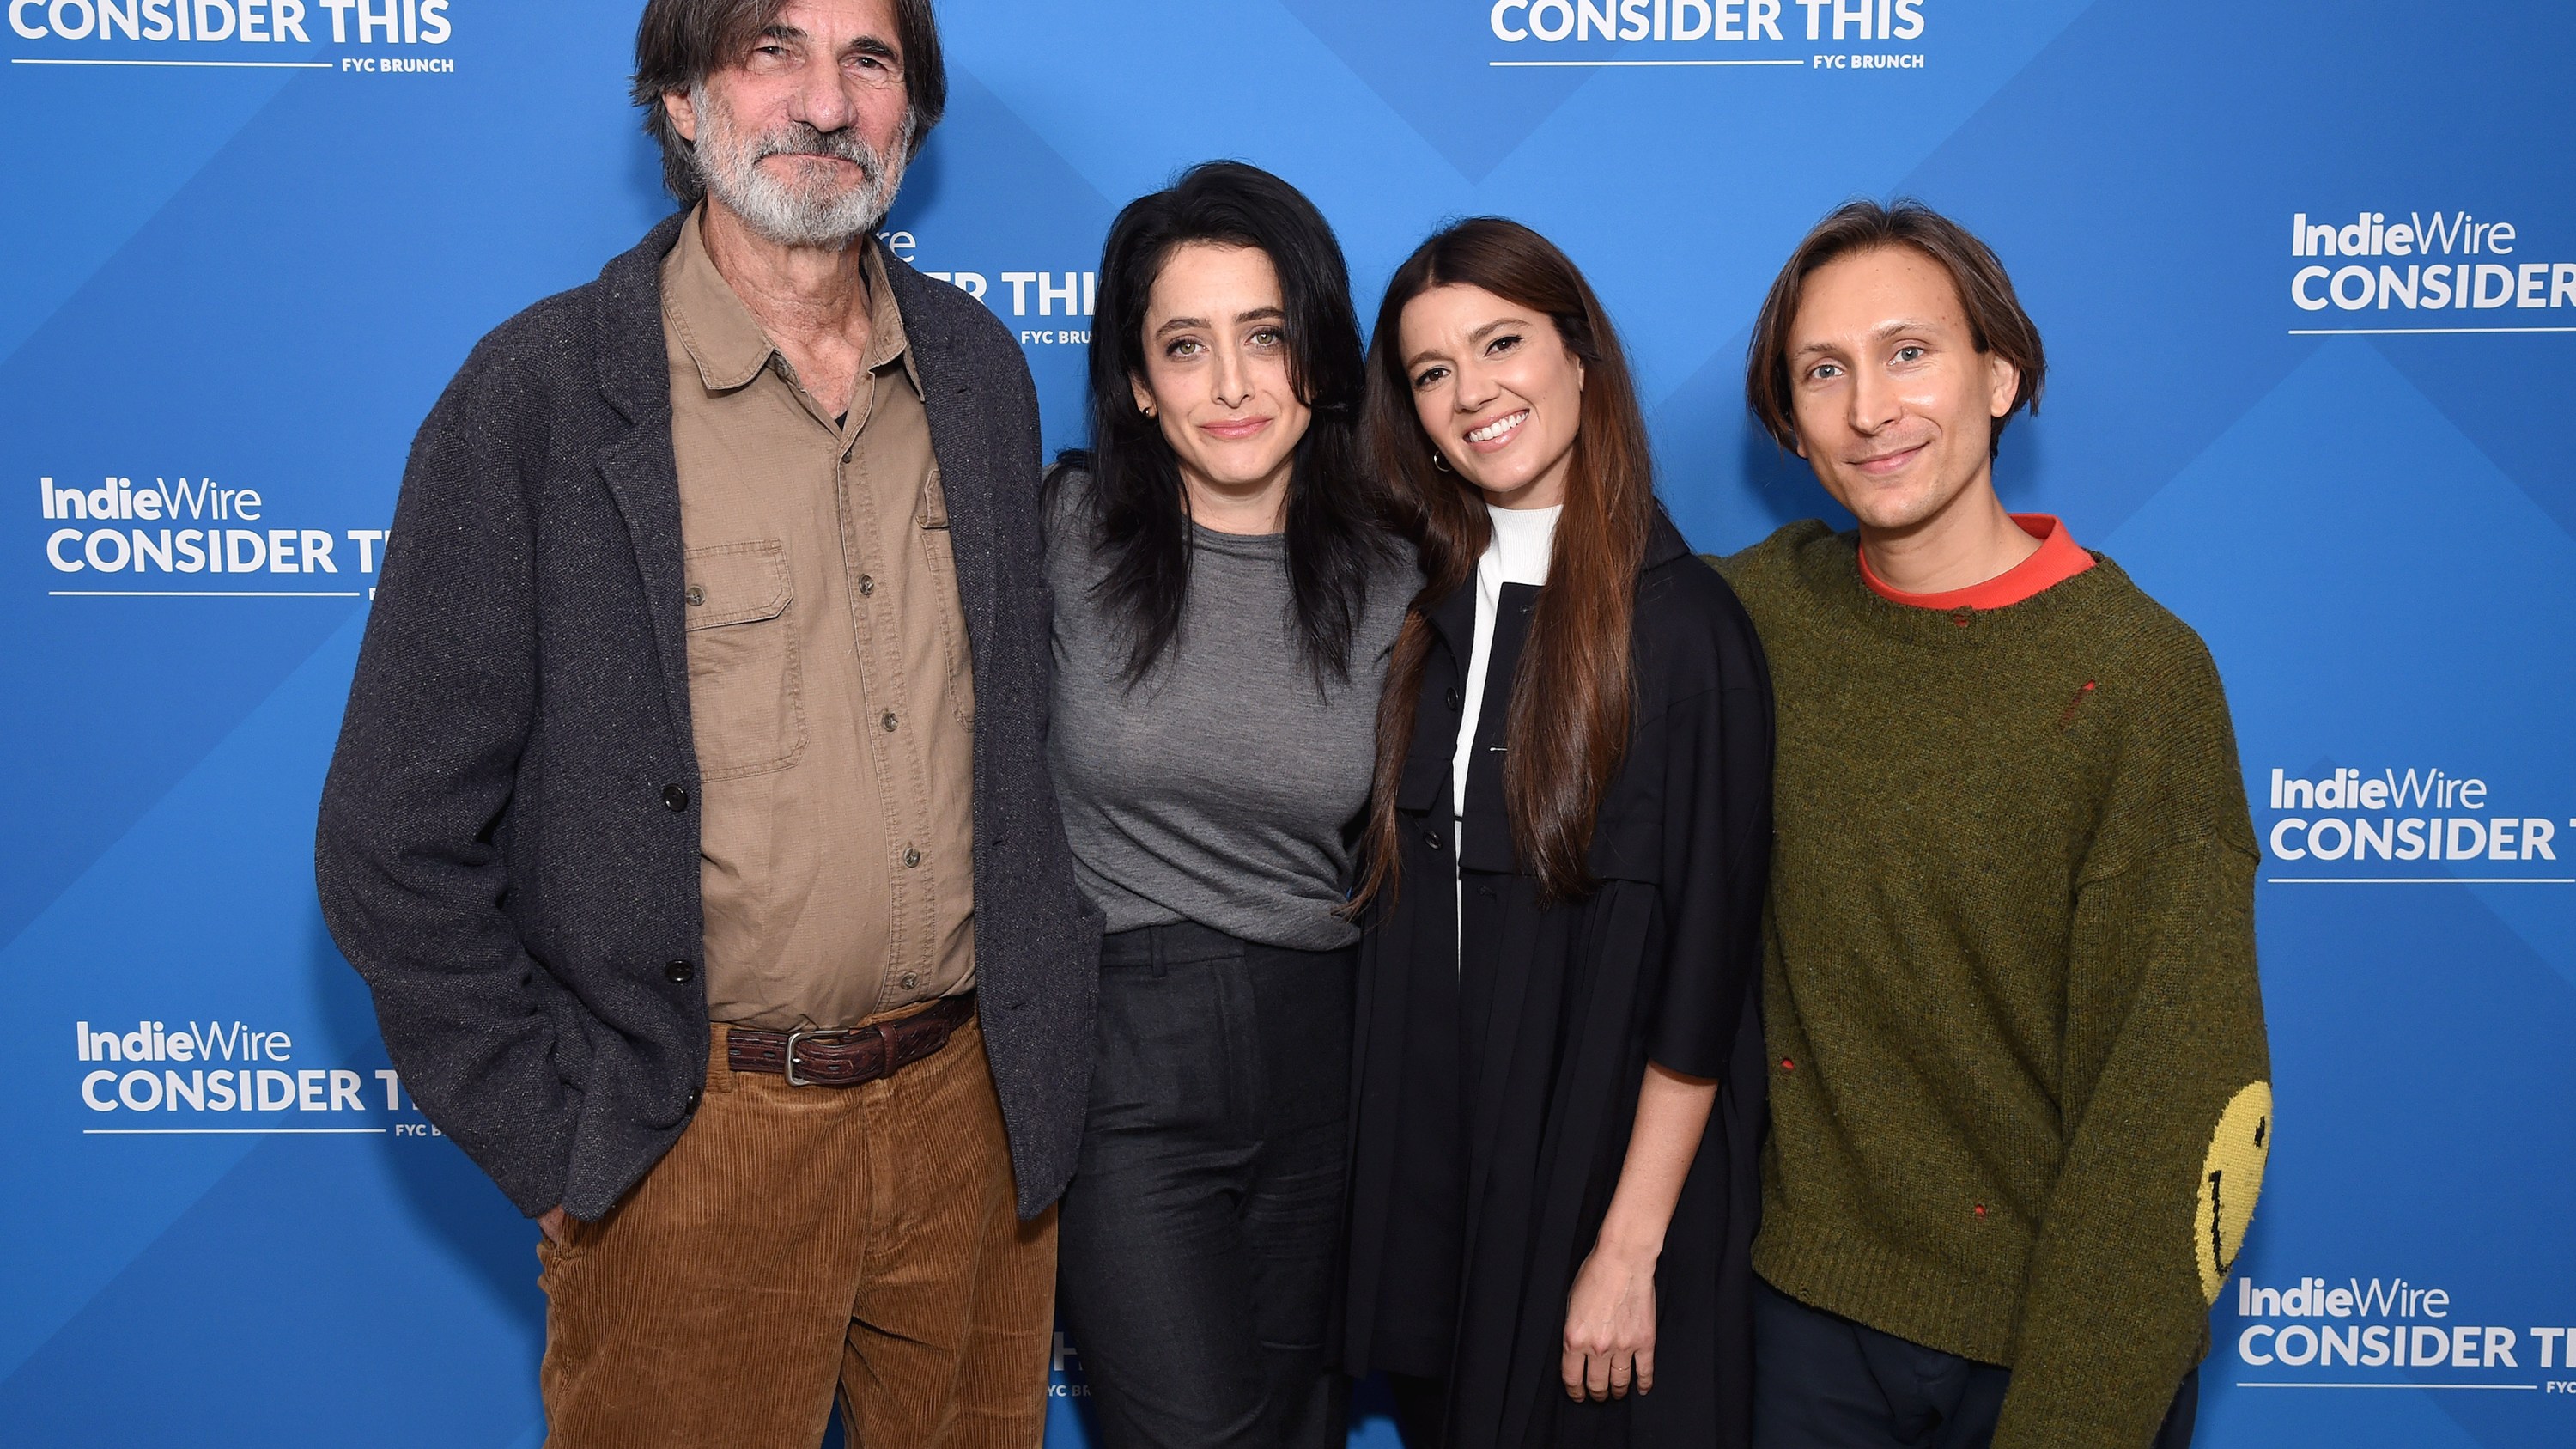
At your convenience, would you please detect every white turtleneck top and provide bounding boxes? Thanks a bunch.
[1453,502,1559,934]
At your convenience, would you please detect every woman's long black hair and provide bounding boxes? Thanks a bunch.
[1053,160,1387,686]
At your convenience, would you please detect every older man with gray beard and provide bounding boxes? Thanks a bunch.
[313,2,1102,1445]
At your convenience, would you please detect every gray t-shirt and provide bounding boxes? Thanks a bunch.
[1043,473,1416,949]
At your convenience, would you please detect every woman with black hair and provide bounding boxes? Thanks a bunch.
[1046,161,1413,1449]
[1340,219,1773,1449]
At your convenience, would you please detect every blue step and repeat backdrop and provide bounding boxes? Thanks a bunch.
[5,2,2573,1446]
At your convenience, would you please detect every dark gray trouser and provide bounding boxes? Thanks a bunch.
[1753,1278,2199,1449]
[1056,922,1355,1449]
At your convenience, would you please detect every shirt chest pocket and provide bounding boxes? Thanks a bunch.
[683,539,805,780]
[916,475,975,728]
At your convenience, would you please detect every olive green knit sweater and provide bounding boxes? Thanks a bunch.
[1714,522,2273,1448]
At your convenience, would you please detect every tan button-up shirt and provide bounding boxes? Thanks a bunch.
[661,209,976,1031]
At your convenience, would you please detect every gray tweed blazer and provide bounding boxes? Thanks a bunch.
[316,212,1102,1221]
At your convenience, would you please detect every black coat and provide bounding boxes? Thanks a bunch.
[314,213,1103,1223]
[1343,511,1772,1448]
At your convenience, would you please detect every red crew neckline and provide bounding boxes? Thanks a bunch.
[1859,514,2097,612]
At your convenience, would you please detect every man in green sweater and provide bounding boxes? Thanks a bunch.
[1712,200,2273,1448]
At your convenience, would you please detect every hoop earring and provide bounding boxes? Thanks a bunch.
[1431,451,1451,472]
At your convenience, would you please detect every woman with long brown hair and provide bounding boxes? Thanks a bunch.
[1340,218,1773,1449]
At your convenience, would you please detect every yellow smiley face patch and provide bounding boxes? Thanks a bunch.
[2195,1080,2273,1303]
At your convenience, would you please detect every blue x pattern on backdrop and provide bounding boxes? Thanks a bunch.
[3,2,2572,1445]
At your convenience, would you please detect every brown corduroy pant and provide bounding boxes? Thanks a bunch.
[536,1014,1058,1448]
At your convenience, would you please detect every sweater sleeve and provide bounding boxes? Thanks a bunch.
[1993,651,2272,1447]
[313,349,579,1220]
[1643,646,1775,1078]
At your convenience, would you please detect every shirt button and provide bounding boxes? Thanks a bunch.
[684,585,706,606]
[664,959,695,983]
[903,846,923,868]
[882,711,898,732]
[685,1087,702,1111]
[899,972,920,991]
[662,784,690,813]
[859,575,876,596]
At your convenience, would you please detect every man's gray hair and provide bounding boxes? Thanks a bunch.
[630,0,947,207]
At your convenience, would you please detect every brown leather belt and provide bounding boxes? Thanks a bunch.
[726,993,975,1087]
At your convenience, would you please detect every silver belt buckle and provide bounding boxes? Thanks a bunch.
[781,1026,854,1087]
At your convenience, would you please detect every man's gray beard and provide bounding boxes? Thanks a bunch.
[689,84,911,248]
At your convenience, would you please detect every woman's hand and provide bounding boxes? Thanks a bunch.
[1561,1239,1658,1401]
[1560,1062,1713,1403]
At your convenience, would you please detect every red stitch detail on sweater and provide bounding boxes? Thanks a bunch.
[1780,1058,1795,1072]
[2057,679,2099,728]
[1973,1203,1987,1217]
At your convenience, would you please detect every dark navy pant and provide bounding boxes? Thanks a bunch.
[1753,1279,2197,1449]
[1056,922,1354,1449]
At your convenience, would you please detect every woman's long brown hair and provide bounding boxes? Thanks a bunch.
[1351,218,1655,910]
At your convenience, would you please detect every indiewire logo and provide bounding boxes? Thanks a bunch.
[2287,209,2576,324]
[73,1017,427,1134]
[916,266,1095,347]
[37,474,389,597]
[1048,1332,1091,1397]
[2229,1273,2576,1391]
[9,0,451,45]
[895,230,1101,350]
[2261,765,2569,883]
[1487,0,1923,44]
